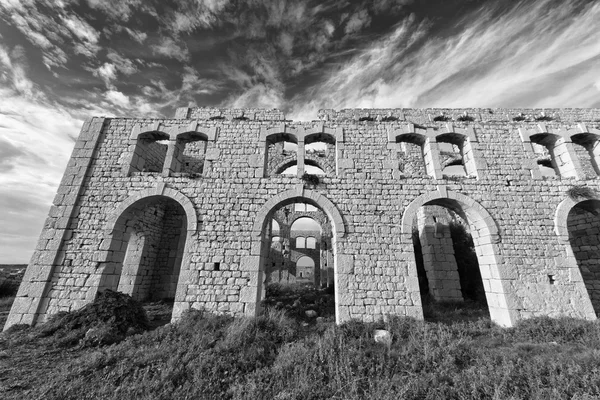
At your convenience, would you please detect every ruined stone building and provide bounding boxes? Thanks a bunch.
[6,107,600,330]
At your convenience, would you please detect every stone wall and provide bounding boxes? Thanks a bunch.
[6,107,600,330]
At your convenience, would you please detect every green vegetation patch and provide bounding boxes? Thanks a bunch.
[2,302,600,399]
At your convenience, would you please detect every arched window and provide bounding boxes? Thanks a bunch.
[395,133,429,177]
[128,131,169,174]
[174,132,208,175]
[304,162,326,175]
[265,132,299,177]
[291,217,321,232]
[271,219,280,233]
[436,133,471,178]
[296,237,306,248]
[296,256,315,280]
[571,133,600,178]
[525,132,576,179]
[306,237,317,249]
[305,130,337,176]
[278,163,298,175]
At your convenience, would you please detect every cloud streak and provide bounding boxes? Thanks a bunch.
[288,0,600,118]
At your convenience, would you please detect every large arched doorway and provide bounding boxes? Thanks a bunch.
[402,190,516,326]
[411,205,487,321]
[99,190,195,323]
[266,210,331,288]
[566,199,600,315]
[261,202,334,320]
[247,189,347,323]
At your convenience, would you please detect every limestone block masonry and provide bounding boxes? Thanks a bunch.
[6,107,600,330]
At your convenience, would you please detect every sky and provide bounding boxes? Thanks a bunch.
[0,0,599,263]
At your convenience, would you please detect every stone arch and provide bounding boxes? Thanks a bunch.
[244,189,347,322]
[260,125,300,178]
[519,124,582,179]
[401,190,498,240]
[261,124,299,144]
[96,185,198,322]
[274,160,298,175]
[301,124,343,177]
[568,127,600,178]
[289,215,323,231]
[389,128,435,178]
[105,185,198,234]
[434,126,480,179]
[305,130,336,145]
[401,189,517,326]
[124,128,170,175]
[554,197,600,318]
[252,189,345,238]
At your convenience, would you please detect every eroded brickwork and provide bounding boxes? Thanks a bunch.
[6,107,600,330]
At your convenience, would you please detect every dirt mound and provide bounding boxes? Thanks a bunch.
[34,290,150,347]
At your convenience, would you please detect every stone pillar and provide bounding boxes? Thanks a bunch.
[297,137,305,177]
[423,139,443,179]
[162,139,183,176]
[4,118,107,330]
[417,206,463,302]
[549,138,582,179]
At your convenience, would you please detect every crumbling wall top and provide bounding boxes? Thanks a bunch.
[174,107,286,121]
[317,108,600,124]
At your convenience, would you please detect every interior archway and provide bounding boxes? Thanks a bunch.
[99,195,188,324]
[567,199,600,315]
[411,205,487,321]
[402,190,515,326]
[249,190,345,322]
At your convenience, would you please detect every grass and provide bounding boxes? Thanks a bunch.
[0,296,14,329]
[2,290,600,399]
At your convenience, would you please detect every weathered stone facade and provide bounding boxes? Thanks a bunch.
[6,107,600,330]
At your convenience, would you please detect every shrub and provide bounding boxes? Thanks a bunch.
[301,173,320,186]
[567,185,596,200]
[457,115,475,122]
[433,115,451,122]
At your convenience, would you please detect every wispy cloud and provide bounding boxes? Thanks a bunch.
[84,0,144,22]
[151,37,190,63]
[0,0,104,69]
[93,63,117,88]
[288,0,600,118]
